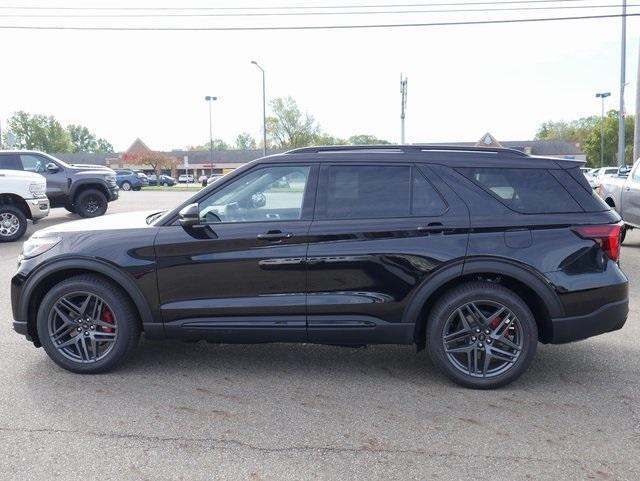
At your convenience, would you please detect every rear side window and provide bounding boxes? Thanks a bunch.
[457,167,582,214]
[318,165,445,219]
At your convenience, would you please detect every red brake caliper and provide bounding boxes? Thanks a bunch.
[101,306,115,333]
[489,315,502,330]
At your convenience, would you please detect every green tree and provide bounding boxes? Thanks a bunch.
[348,134,391,145]
[266,96,320,149]
[535,117,598,145]
[583,111,635,167]
[96,138,115,153]
[67,124,97,153]
[312,133,346,146]
[5,111,72,152]
[235,132,257,150]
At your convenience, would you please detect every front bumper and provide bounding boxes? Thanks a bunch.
[107,186,119,201]
[26,197,50,221]
[549,298,628,343]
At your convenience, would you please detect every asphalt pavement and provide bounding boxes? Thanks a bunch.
[0,190,638,480]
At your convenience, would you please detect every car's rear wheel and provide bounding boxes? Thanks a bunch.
[0,205,27,242]
[121,181,132,191]
[427,282,537,389]
[75,189,108,218]
[36,275,140,373]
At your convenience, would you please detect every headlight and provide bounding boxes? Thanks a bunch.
[22,236,61,259]
[29,182,47,197]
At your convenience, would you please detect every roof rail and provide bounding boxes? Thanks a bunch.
[285,144,530,156]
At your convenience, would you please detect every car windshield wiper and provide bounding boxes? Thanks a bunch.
[146,211,164,224]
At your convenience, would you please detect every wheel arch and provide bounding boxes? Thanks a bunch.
[70,180,109,204]
[406,258,563,349]
[0,193,31,219]
[20,258,156,346]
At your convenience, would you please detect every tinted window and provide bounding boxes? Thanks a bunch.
[198,165,310,223]
[0,154,22,170]
[457,167,582,214]
[412,169,447,216]
[319,165,410,219]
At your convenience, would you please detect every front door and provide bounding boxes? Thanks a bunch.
[155,163,317,342]
[621,163,640,227]
[306,163,469,345]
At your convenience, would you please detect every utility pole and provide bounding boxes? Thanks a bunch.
[400,74,408,144]
[635,37,640,164]
[596,92,611,167]
[618,0,627,167]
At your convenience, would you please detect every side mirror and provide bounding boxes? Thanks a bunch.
[46,162,59,173]
[178,203,200,228]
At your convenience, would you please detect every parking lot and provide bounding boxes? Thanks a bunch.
[0,190,638,480]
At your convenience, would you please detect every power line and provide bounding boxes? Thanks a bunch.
[0,3,635,18]
[0,0,602,10]
[0,12,636,30]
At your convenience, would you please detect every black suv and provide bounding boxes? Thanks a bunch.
[11,145,628,388]
[0,151,118,217]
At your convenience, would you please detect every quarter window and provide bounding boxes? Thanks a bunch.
[457,167,582,214]
[198,165,310,223]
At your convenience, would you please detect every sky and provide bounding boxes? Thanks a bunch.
[0,1,639,152]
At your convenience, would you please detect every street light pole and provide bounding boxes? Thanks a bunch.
[251,60,267,157]
[596,92,611,167]
[205,95,217,174]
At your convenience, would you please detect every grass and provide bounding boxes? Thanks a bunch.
[142,185,202,192]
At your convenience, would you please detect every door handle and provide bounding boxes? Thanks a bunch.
[417,222,446,234]
[626,186,631,191]
[257,230,293,241]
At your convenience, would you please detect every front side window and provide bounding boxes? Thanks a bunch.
[198,165,310,223]
[20,155,47,173]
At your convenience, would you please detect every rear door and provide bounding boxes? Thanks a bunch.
[306,162,469,345]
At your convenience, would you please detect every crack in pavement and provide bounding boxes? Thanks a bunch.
[0,425,626,469]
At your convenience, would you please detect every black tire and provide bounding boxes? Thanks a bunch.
[64,204,76,214]
[0,204,27,242]
[36,274,141,374]
[75,189,108,218]
[426,281,537,389]
[121,181,132,191]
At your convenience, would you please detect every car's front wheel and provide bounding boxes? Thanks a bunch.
[121,181,132,191]
[427,282,537,389]
[36,275,140,373]
[75,189,108,218]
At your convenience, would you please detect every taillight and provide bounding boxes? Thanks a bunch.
[571,223,623,262]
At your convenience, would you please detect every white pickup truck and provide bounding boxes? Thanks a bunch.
[0,170,50,241]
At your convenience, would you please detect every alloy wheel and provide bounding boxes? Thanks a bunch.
[83,196,101,214]
[47,292,118,363]
[0,212,20,237]
[442,300,523,378]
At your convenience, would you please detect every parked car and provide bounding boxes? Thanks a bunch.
[206,174,224,186]
[178,174,194,183]
[0,151,118,217]
[148,174,176,186]
[597,160,640,241]
[134,171,149,187]
[114,169,144,191]
[11,145,627,389]
[0,169,49,241]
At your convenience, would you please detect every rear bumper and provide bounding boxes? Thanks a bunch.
[549,298,628,343]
